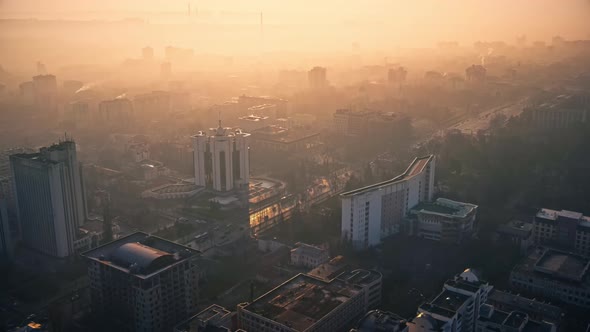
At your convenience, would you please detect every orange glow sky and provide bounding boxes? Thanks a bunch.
[1,1,589,50]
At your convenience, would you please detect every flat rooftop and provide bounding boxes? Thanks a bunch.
[412,198,477,218]
[355,310,407,332]
[239,114,269,121]
[307,255,349,281]
[534,249,590,282]
[291,243,327,259]
[174,304,232,332]
[487,289,562,322]
[81,232,199,279]
[497,220,533,237]
[536,208,590,228]
[427,289,470,316]
[243,273,362,331]
[338,269,382,287]
[251,125,320,144]
[341,155,433,197]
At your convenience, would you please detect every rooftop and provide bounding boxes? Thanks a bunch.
[291,243,328,259]
[496,220,534,237]
[81,232,199,279]
[354,310,407,332]
[239,114,270,122]
[536,208,590,228]
[243,273,362,331]
[174,304,232,332]
[341,155,433,197]
[427,289,471,316]
[251,125,320,144]
[534,249,590,282]
[487,289,563,322]
[307,255,349,281]
[412,198,477,219]
[338,269,382,287]
[247,104,276,112]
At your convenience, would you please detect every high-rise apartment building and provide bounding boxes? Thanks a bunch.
[32,74,58,115]
[192,122,250,192]
[341,155,435,250]
[10,140,87,258]
[308,66,327,89]
[0,199,12,260]
[98,98,134,128]
[82,232,200,332]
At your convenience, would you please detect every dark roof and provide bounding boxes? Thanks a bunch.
[429,289,470,314]
[112,242,173,270]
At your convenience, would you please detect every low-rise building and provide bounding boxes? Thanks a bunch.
[526,94,588,130]
[510,247,590,308]
[290,242,330,269]
[142,182,204,200]
[307,255,350,281]
[238,270,382,332]
[351,310,408,332]
[486,290,563,325]
[174,304,234,332]
[476,305,556,332]
[238,114,270,132]
[407,198,478,243]
[250,125,321,155]
[494,220,534,253]
[533,208,590,257]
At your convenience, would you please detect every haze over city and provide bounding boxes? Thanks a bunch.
[1,1,590,332]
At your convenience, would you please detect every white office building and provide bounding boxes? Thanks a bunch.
[192,122,250,192]
[341,155,435,250]
[10,140,87,258]
[410,269,493,332]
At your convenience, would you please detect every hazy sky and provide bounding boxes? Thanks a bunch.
[1,1,589,50]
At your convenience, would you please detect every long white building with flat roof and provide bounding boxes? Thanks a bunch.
[341,155,435,250]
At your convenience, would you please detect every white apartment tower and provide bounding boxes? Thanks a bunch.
[341,155,435,250]
[192,122,250,191]
[10,140,87,258]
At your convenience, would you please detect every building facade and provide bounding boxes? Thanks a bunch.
[308,66,327,89]
[494,220,534,254]
[192,122,250,192]
[82,232,200,332]
[476,305,556,332]
[10,140,87,258]
[174,304,233,332]
[407,198,477,243]
[412,269,493,332]
[98,98,134,128]
[290,242,330,269]
[0,199,12,260]
[510,247,590,308]
[341,155,435,250]
[533,208,590,257]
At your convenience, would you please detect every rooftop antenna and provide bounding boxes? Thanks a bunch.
[218,110,222,127]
